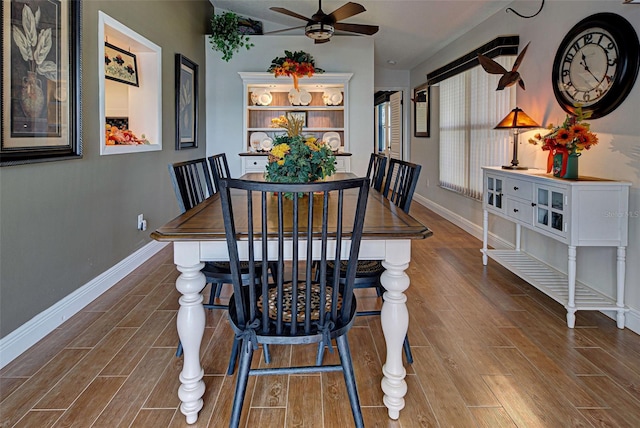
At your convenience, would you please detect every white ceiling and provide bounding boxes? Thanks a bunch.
[212,1,518,69]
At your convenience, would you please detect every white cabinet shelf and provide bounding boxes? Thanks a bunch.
[481,167,631,329]
[239,72,352,175]
[247,106,345,111]
[485,250,620,311]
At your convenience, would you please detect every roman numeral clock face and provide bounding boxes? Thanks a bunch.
[552,13,640,119]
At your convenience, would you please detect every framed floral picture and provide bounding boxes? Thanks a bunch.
[175,54,198,150]
[1,0,82,166]
[104,42,139,87]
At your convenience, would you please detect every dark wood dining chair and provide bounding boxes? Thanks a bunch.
[219,177,369,428]
[207,153,278,373]
[382,158,422,213]
[366,152,387,192]
[207,152,231,192]
[168,157,264,361]
[324,158,422,364]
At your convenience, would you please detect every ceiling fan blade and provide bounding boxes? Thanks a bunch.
[328,2,366,22]
[269,7,311,22]
[263,25,306,35]
[315,38,331,44]
[333,22,379,35]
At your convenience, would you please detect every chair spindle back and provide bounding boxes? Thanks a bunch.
[219,178,370,337]
[383,158,421,213]
[366,153,387,192]
[168,158,214,213]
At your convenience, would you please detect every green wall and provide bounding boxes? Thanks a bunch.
[0,0,213,337]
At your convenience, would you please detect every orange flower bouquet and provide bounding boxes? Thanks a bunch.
[528,106,598,177]
[267,50,324,90]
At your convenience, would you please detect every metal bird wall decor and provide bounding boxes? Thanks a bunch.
[477,42,530,90]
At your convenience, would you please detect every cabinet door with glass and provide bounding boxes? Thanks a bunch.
[485,174,505,213]
[534,185,567,238]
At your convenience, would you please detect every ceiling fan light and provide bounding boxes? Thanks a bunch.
[305,22,334,40]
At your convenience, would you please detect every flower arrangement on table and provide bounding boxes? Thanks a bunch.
[267,50,324,90]
[265,114,336,192]
[528,106,598,177]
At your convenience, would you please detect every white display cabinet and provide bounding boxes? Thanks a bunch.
[238,72,352,175]
[481,167,631,328]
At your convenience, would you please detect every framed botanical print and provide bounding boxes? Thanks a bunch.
[287,111,307,127]
[175,54,198,150]
[1,0,82,166]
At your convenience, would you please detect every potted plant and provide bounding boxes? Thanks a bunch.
[209,12,254,62]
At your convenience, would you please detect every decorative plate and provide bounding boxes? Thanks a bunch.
[250,132,269,149]
[330,92,343,105]
[288,88,301,105]
[258,92,272,106]
[299,89,312,105]
[260,137,273,151]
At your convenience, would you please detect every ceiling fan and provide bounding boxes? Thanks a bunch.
[269,1,379,43]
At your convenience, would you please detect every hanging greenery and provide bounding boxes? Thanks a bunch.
[209,12,254,62]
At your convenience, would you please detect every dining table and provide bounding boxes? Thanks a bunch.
[151,172,433,424]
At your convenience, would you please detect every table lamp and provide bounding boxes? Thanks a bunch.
[494,107,540,170]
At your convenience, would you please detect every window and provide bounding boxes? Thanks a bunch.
[375,101,390,153]
[439,56,515,199]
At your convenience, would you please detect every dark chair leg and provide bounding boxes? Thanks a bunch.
[336,335,364,428]
[213,283,223,300]
[229,340,254,428]
[227,338,240,375]
[315,342,325,366]
[263,344,271,364]
[176,341,183,357]
[403,335,413,364]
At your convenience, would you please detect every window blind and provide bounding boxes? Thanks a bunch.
[439,56,515,199]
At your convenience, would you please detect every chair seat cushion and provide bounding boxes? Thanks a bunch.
[326,260,384,277]
[258,283,342,323]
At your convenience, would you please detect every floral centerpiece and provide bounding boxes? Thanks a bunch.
[267,50,324,90]
[528,106,598,178]
[265,114,336,195]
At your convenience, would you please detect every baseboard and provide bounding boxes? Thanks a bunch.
[412,193,513,250]
[601,308,640,335]
[0,241,168,369]
[412,193,640,337]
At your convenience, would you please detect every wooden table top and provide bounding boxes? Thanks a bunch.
[151,173,432,242]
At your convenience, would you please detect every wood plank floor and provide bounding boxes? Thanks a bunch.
[2,202,640,427]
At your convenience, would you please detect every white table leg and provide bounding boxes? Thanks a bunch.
[380,240,411,420]
[174,242,206,424]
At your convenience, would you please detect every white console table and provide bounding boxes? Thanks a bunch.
[481,167,630,328]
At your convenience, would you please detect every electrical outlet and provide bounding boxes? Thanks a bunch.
[137,214,145,231]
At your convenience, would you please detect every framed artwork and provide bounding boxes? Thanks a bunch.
[413,83,430,138]
[175,54,198,150]
[104,42,139,87]
[288,111,307,127]
[1,0,82,166]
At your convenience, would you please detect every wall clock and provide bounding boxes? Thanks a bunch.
[551,12,640,119]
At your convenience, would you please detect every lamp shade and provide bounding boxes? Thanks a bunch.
[494,107,540,129]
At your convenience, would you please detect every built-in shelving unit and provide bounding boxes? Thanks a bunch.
[239,72,352,174]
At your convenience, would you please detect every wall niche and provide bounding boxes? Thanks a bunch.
[98,12,161,155]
